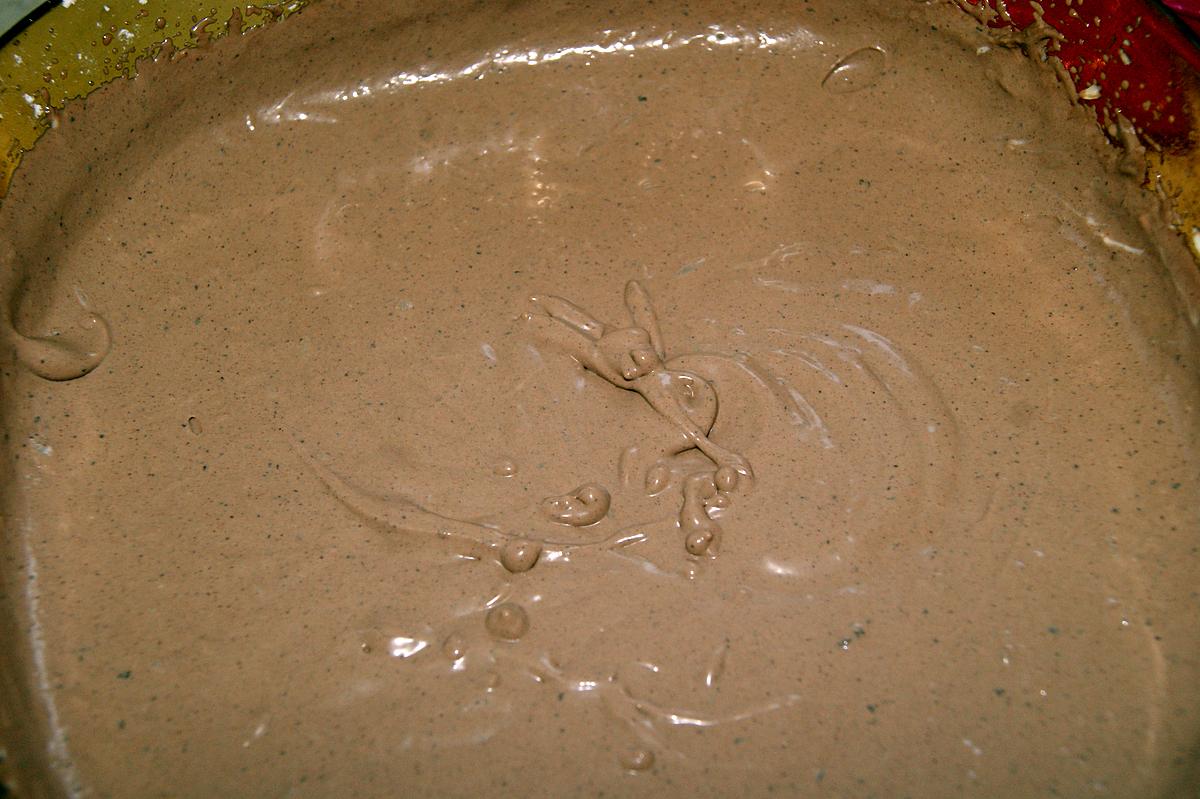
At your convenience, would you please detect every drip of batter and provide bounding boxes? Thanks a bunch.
[540,482,612,526]
[527,281,752,478]
[526,280,750,554]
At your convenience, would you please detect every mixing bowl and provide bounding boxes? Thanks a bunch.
[0,1,1197,796]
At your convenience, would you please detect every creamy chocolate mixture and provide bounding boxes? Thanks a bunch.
[1,1,1199,796]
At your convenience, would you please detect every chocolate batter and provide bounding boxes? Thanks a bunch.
[1,0,1198,796]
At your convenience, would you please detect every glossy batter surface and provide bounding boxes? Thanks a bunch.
[1,1,1199,796]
